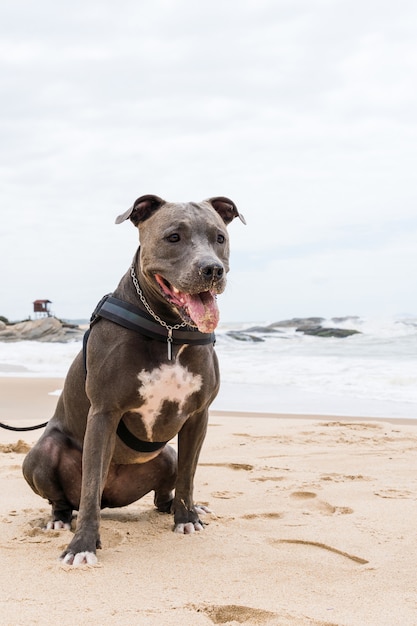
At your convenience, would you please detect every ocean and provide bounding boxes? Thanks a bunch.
[0,316,416,419]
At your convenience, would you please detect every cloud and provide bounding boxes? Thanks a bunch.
[1,0,417,320]
[221,225,417,321]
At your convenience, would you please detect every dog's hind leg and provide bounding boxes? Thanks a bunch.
[22,427,82,529]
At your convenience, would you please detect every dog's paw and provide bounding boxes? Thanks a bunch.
[60,551,98,566]
[60,531,101,566]
[173,504,213,533]
[195,505,213,516]
[45,520,71,531]
[174,521,204,534]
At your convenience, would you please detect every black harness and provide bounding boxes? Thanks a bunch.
[83,293,215,453]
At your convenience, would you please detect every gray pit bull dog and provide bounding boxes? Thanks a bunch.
[22,194,245,565]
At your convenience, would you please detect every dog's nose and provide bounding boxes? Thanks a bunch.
[200,263,224,280]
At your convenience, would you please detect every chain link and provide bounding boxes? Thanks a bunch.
[130,265,188,332]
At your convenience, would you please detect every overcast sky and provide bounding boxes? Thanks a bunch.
[1,0,417,323]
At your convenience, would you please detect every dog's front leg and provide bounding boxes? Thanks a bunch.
[60,409,117,565]
[173,409,210,534]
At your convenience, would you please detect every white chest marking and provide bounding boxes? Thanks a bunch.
[137,363,202,439]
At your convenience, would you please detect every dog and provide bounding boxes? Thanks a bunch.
[22,194,245,565]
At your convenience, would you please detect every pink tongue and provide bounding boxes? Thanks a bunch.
[184,292,219,333]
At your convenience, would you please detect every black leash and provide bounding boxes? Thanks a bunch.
[0,420,48,432]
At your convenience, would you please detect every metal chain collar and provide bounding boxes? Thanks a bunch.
[130,265,188,331]
[130,265,188,359]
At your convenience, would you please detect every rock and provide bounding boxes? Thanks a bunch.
[296,326,361,338]
[269,317,325,329]
[0,317,84,343]
[0,329,17,339]
[0,320,6,331]
[226,331,265,342]
[243,326,282,334]
[12,317,63,340]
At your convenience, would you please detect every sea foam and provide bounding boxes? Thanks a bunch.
[0,316,416,418]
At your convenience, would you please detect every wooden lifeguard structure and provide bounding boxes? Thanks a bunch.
[33,299,52,318]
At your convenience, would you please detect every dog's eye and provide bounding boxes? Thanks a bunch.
[217,234,225,244]
[166,233,180,243]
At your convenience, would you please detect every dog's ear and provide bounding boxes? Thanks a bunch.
[207,197,246,225]
[115,195,166,226]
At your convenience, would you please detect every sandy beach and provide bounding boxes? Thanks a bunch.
[1,378,416,625]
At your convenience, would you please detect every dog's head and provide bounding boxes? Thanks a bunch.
[115,196,246,333]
